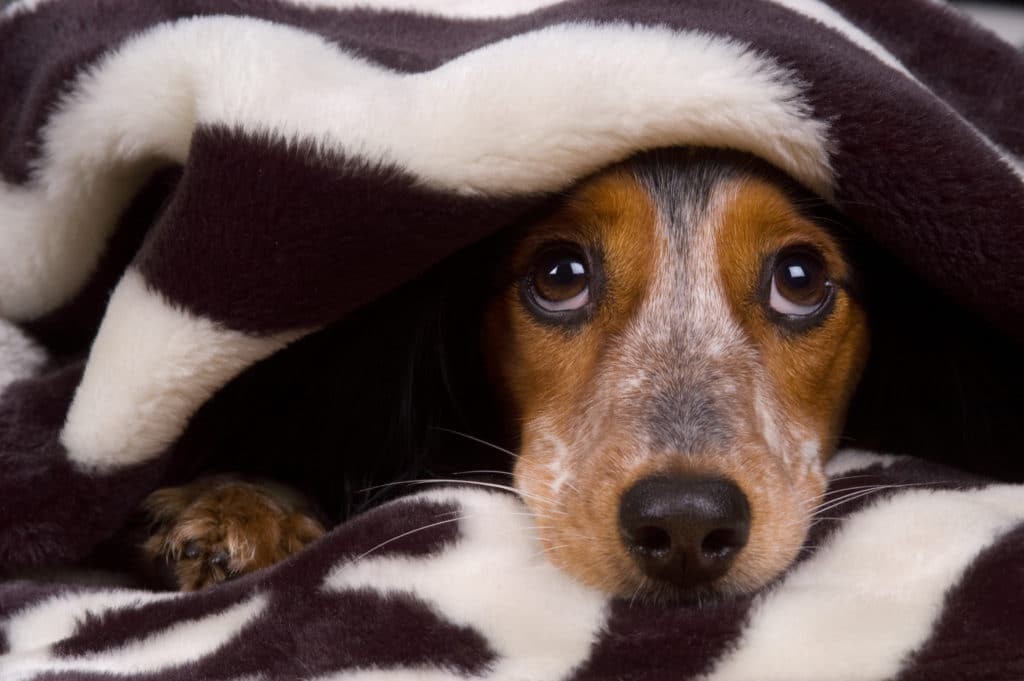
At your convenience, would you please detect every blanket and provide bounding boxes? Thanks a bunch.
[2,452,1024,680]
[1,0,1023,679]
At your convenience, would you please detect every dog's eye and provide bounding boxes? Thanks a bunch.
[530,245,590,312]
[769,248,831,317]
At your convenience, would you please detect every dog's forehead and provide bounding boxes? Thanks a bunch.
[629,150,733,249]
[608,152,762,452]
[627,152,743,333]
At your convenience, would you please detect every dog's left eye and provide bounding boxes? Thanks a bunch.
[769,248,831,317]
[530,245,591,313]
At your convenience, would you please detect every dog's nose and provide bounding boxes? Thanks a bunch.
[618,474,750,588]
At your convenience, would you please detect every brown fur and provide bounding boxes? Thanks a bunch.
[717,178,869,442]
[142,477,324,591]
[484,170,661,447]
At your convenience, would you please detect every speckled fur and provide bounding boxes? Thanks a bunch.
[490,149,869,598]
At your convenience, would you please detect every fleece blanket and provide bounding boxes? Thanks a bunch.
[1,0,1023,679]
[0,452,1021,681]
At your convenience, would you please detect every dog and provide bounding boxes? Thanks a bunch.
[140,148,869,598]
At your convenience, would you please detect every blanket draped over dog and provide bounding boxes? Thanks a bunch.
[1,0,1023,679]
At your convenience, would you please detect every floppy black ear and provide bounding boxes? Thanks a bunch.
[842,248,1024,482]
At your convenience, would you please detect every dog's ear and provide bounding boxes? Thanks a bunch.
[280,512,327,555]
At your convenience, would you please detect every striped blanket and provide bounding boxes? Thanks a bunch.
[2,453,1024,680]
[1,1,1023,679]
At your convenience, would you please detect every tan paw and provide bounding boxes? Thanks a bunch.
[142,476,326,591]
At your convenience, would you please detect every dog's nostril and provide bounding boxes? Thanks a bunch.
[619,474,751,588]
[631,525,672,555]
[701,527,744,558]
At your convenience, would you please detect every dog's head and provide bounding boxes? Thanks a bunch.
[484,148,869,599]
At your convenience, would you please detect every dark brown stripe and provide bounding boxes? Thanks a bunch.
[825,0,1024,157]
[895,523,1024,681]
[0,364,171,569]
[569,595,752,680]
[133,125,534,333]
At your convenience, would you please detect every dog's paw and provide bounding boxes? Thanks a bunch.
[141,476,326,591]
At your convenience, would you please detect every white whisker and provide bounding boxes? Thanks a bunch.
[810,482,949,518]
[351,516,465,562]
[432,427,520,459]
[359,478,568,514]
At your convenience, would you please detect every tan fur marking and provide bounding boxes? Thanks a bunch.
[483,171,665,593]
[716,178,869,453]
[484,169,661,430]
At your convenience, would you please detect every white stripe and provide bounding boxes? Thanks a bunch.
[322,489,609,681]
[0,16,832,321]
[703,485,1024,681]
[2,594,267,677]
[314,668,476,681]
[282,0,563,18]
[824,448,905,477]
[0,319,47,398]
[957,2,1024,48]
[4,590,179,653]
[60,270,305,468]
[1,0,565,21]
[0,0,49,19]
[0,165,162,324]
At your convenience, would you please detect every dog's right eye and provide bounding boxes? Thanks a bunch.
[767,247,834,326]
[529,244,591,313]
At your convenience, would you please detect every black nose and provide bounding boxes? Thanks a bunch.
[618,474,750,588]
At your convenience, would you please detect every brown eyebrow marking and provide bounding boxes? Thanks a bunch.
[483,168,662,427]
[716,176,870,446]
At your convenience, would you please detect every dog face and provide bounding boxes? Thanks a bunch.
[484,149,869,599]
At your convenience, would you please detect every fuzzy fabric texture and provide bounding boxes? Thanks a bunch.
[1,453,1024,680]
[1,0,1023,678]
